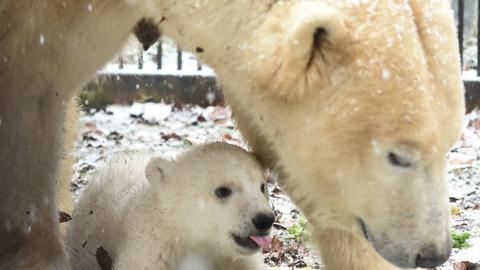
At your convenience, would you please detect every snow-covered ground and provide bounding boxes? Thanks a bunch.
[69,102,479,269]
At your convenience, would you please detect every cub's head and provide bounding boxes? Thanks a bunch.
[145,143,273,256]
[218,1,465,268]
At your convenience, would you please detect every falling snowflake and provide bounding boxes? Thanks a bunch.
[39,34,45,45]
[382,68,391,80]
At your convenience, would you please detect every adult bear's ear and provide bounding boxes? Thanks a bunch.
[250,1,354,100]
[145,157,172,187]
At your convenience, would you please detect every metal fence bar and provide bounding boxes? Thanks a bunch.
[138,45,144,69]
[197,60,202,71]
[157,41,162,70]
[118,56,124,69]
[458,0,464,67]
[177,45,182,70]
[477,0,480,75]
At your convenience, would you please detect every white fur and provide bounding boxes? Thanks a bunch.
[1,1,463,269]
[66,143,269,270]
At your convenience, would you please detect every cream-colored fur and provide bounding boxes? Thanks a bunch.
[218,1,464,269]
[66,143,270,270]
[58,96,79,215]
[1,1,463,269]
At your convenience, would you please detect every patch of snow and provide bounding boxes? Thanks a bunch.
[463,70,480,80]
[206,91,216,105]
[451,237,480,262]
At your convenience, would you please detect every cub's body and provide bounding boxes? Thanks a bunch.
[67,144,272,270]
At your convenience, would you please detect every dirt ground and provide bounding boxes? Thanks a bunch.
[67,102,480,269]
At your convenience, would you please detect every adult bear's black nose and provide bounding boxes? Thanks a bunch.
[415,243,451,268]
[252,213,275,231]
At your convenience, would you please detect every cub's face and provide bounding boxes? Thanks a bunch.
[186,157,274,256]
[147,144,274,256]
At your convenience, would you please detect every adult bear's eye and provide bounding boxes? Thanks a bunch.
[215,186,232,198]
[387,152,412,168]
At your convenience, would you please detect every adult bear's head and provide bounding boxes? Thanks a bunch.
[145,0,464,267]
[219,1,464,268]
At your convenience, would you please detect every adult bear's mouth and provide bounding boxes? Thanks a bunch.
[358,218,370,241]
[232,233,272,250]
[356,217,451,268]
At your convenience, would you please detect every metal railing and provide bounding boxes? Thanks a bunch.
[113,39,207,74]
[455,0,480,111]
[457,0,480,73]
[98,2,480,110]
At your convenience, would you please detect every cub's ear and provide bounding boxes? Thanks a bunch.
[145,157,173,187]
[250,1,353,100]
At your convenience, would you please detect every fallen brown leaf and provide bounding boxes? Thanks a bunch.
[161,132,182,141]
[197,115,206,122]
[58,211,72,223]
[96,246,112,270]
[289,260,307,268]
[452,205,461,216]
[214,119,227,125]
[454,261,480,270]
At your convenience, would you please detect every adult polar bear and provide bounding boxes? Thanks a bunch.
[0,1,463,270]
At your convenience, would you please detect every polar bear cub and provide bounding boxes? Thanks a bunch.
[66,143,274,270]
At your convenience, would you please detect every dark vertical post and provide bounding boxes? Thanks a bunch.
[119,56,124,69]
[157,40,162,70]
[477,0,480,75]
[138,45,144,69]
[458,0,464,68]
[177,45,182,70]
[197,59,202,71]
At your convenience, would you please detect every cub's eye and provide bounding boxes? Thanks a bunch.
[387,152,412,168]
[260,183,266,193]
[215,186,232,198]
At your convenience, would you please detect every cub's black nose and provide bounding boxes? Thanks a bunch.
[252,213,275,231]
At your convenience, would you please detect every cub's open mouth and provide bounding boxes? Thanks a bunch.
[232,234,272,250]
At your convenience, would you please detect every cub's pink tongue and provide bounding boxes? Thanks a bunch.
[249,235,272,248]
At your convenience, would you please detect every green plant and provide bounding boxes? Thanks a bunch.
[288,215,310,241]
[452,230,471,249]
